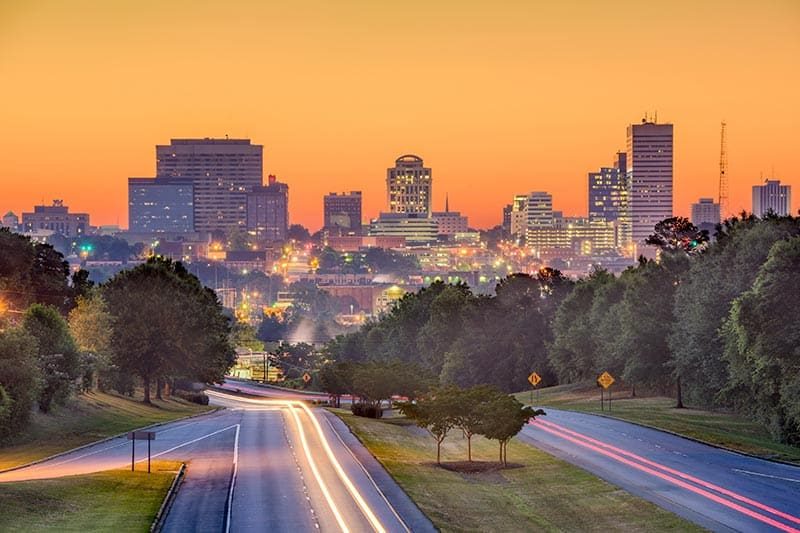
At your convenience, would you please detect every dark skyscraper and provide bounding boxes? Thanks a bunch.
[246,175,289,242]
[588,152,630,247]
[128,178,194,233]
[324,191,362,235]
[156,138,263,233]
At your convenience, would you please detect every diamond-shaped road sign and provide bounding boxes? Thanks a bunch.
[302,372,312,384]
[597,371,615,389]
[528,372,541,387]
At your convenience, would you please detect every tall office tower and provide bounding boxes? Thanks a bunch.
[156,138,263,233]
[752,179,792,217]
[246,175,289,242]
[324,191,362,235]
[525,191,557,250]
[386,154,432,215]
[510,194,528,240]
[589,152,630,245]
[21,200,90,237]
[626,120,673,248]
[690,198,721,227]
[502,204,512,233]
[128,178,194,233]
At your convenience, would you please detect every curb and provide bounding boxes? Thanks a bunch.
[150,463,186,533]
[224,378,326,397]
[537,406,800,468]
[0,405,220,475]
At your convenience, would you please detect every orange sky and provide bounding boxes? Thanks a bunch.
[1,0,798,230]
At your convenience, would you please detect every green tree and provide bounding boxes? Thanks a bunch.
[23,304,80,412]
[479,395,543,466]
[69,292,113,390]
[318,361,353,408]
[103,257,235,403]
[645,216,709,255]
[722,236,800,443]
[399,386,462,464]
[0,328,40,438]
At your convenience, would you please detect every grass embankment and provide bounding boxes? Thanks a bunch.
[0,460,181,532]
[331,408,698,532]
[0,391,212,470]
[512,382,800,463]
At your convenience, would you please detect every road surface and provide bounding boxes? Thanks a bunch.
[0,390,434,533]
[521,409,800,533]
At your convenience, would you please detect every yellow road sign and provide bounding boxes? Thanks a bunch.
[302,372,312,384]
[597,371,615,389]
[528,372,542,387]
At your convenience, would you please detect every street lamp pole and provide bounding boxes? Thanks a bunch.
[263,351,267,384]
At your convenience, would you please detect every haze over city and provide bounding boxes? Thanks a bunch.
[1,0,799,229]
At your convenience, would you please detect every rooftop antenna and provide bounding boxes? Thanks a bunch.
[445,193,450,213]
[654,110,658,123]
[718,121,728,218]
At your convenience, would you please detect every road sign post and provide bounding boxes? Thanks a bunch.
[596,371,615,412]
[127,431,156,473]
[528,372,541,405]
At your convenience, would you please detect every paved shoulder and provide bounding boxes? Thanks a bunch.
[321,410,437,533]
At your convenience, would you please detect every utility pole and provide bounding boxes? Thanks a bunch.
[718,121,728,220]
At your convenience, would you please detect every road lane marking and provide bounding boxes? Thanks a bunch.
[323,414,410,533]
[532,420,800,532]
[536,419,800,527]
[733,469,800,484]
[149,424,239,459]
[224,424,241,533]
[287,403,350,533]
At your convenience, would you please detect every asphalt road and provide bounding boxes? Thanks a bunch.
[0,390,434,533]
[520,408,800,533]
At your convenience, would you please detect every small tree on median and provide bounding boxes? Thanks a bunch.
[479,395,544,466]
[454,385,499,462]
[399,386,462,464]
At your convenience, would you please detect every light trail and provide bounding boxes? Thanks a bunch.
[206,390,388,533]
[531,420,800,533]
[537,419,800,527]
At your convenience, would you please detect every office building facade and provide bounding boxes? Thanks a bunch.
[246,175,289,242]
[386,154,432,215]
[128,178,194,233]
[324,191,362,235]
[691,198,721,227]
[369,212,438,244]
[156,138,263,232]
[22,200,89,237]
[752,179,791,217]
[626,121,673,247]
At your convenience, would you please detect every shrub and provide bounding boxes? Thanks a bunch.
[174,390,209,405]
[351,401,382,418]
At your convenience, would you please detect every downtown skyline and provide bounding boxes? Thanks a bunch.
[1,1,799,229]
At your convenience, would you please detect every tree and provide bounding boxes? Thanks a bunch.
[318,361,353,408]
[23,304,80,412]
[287,224,312,242]
[103,257,235,403]
[454,386,499,462]
[645,216,709,255]
[479,395,543,466]
[399,387,462,464]
[351,362,397,417]
[722,236,800,443]
[0,328,40,438]
[68,292,113,391]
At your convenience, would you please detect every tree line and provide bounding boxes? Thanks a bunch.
[325,214,800,444]
[1,229,235,439]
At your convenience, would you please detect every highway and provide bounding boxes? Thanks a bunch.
[0,389,434,533]
[520,409,800,533]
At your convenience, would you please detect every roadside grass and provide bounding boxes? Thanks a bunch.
[512,382,800,463]
[0,460,181,532]
[331,408,700,532]
[0,391,212,470]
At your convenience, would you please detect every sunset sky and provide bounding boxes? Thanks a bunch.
[1,0,798,230]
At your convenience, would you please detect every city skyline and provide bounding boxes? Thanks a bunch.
[1,1,798,229]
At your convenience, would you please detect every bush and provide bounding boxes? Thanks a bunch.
[351,402,382,418]
[174,390,210,405]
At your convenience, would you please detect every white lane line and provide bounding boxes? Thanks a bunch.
[287,404,350,533]
[224,424,241,533]
[733,469,800,484]
[148,424,239,460]
[323,414,410,533]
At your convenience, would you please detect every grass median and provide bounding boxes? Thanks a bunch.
[512,382,800,463]
[331,408,699,532]
[0,391,212,471]
[0,460,181,532]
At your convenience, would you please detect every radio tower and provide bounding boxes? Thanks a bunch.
[718,121,728,220]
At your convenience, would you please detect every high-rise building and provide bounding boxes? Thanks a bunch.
[156,138,263,232]
[589,152,630,249]
[525,192,560,250]
[324,191,362,235]
[369,212,438,244]
[510,194,528,240]
[752,179,791,217]
[247,175,289,242]
[386,154,432,215]
[1,211,19,230]
[432,194,468,236]
[627,120,673,248]
[502,204,512,233]
[22,200,89,237]
[128,177,194,233]
[691,198,721,227]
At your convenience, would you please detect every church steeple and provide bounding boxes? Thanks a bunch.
[445,193,449,213]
